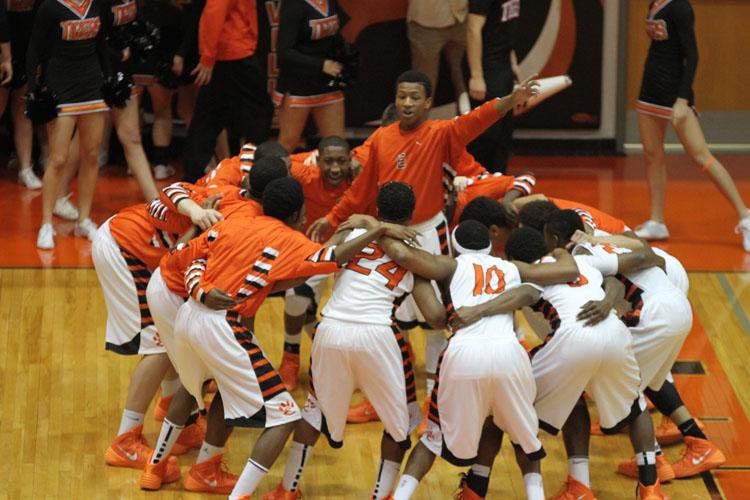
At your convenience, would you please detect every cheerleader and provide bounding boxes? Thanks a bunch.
[634,0,750,250]
[275,0,345,152]
[27,0,111,249]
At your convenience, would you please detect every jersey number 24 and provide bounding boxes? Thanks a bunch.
[347,243,408,290]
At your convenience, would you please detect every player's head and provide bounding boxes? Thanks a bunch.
[254,140,291,168]
[395,70,433,130]
[247,156,289,200]
[262,177,306,230]
[505,227,548,263]
[377,182,416,225]
[318,136,352,188]
[451,220,492,257]
[518,200,560,232]
[459,197,514,251]
[544,209,584,249]
[381,103,399,126]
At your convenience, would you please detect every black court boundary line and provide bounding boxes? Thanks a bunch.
[703,471,725,500]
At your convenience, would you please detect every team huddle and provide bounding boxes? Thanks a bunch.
[93,71,726,500]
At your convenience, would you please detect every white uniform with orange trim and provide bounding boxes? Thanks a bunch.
[302,229,420,445]
[528,255,643,434]
[572,243,692,392]
[421,254,543,463]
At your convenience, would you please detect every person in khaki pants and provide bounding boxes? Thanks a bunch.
[406,0,470,114]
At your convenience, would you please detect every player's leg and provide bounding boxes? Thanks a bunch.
[673,110,750,249]
[279,277,324,391]
[73,111,106,238]
[392,441,438,500]
[38,116,76,248]
[458,418,504,499]
[635,112,670,239]
[277,101,312,153]
[148,84,177,180]
[111,93,159,201]
[311,99,345,138]
[10,86,42,189]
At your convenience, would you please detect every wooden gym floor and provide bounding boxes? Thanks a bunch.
[1,154,749,499]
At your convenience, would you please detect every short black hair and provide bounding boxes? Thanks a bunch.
[396,70,432,98]
[377,182,416,224]
[519,200,560,232]
[254,140,289,162]
[381,103,398,126]
[459,197,513,229]
[545,209,585,243]
[505,227,548,263]
[454,220,490,251]
[262,177,304,221]
[248,157,288,199]
[318,136,350,153]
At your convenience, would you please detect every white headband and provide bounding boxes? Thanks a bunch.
[451,227,492,255]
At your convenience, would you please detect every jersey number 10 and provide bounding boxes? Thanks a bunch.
[347,243,408,290]
[472,264,506,296]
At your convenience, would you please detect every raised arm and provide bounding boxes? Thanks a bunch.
[412,277,448,330]
[378,236,457,282]
[514,248,579,285]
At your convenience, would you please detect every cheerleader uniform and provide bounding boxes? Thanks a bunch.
[26,0,111,116]
[637,0,698,119]
[274,0,343,108]
[6,0,37,89]
[134,0,183,86]
[107,0,138,92]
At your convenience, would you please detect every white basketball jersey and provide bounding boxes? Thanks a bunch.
[322,229,414,326]
[448,254,522,341]
[532,255,610,333]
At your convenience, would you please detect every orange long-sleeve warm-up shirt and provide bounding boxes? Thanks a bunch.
[199,0,258,67]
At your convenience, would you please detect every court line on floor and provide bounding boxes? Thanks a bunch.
[716,273,750,338]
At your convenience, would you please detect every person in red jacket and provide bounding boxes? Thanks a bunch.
[182,0,273,182]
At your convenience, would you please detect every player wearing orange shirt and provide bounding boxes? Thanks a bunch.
[451,171,537,226]
[516,196,629,236]
[197,140,291,188]
[307,70,539,408]
[94,199,213,478]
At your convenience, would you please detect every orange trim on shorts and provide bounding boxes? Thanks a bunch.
[273,90,344,108]
[58,101,109,116]
[636,101,672,119]
[132,74,155,87]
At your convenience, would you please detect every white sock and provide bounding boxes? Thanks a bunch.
[636,451,656,466]
[568,456,590,487]
[393,474,419,500]
[160,377,180,398]
[196,441,224,463]
[230,459,269,498]
[282,441,312,491]
[471,463,491,478]
[523,472,544,500]
[117,409,144,436]
[654,440,662,455]
[372,459,401,499]
[150,418,184,464]
[425,377,436,397]
[284,331,302,347]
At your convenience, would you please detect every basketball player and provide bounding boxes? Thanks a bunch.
[382,220,581,500]
[451,171,537,226]
[197,140,290,189]
[265,182,423,500]
[518,197,629,236]
[307,69,540,414]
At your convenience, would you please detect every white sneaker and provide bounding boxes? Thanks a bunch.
[19,168,43,189]
[53,193,80,221]
[735,217,750,252]
[457,91,471,115]
[74,218,98,241]
[635,220,670,240]
[37,223,56,250]
[153,164,175,180]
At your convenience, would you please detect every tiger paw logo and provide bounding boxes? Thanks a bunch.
[153,332,164,347]
[646,20,668,41]
[396,152,407,170]
[279,401,296,416]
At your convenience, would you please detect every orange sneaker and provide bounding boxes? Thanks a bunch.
[416,396,430,436]
[279,351,300,392]
[671,436,726,478]
[638,480,669,500]
[347,399,380,423]
[616,454,675,482]
[171,415,207,455]
[548,475,596,500]
[154,395,173,422]
[105,425,157,469]
[655,416,706,446]
[139,451,182,490]
[183,454,238,494]
[235,496,252,500]
[262,481,303,499]
[454,481,484,499]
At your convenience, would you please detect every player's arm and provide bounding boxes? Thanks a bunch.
[412,277,448,330]
[162,182,223,231]
[466,11,487,101]
[512,193,548,211]
[332,218,418,265]
[576,276,625,327]
[378,237,457,282]
[572,230,646,251]
[197,0,231,70]
[271,278,308,293]
[450,285,542,331]
[514,248,580,285]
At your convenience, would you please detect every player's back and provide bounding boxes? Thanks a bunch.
[448,253,521,342]
[322,228,414,326]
